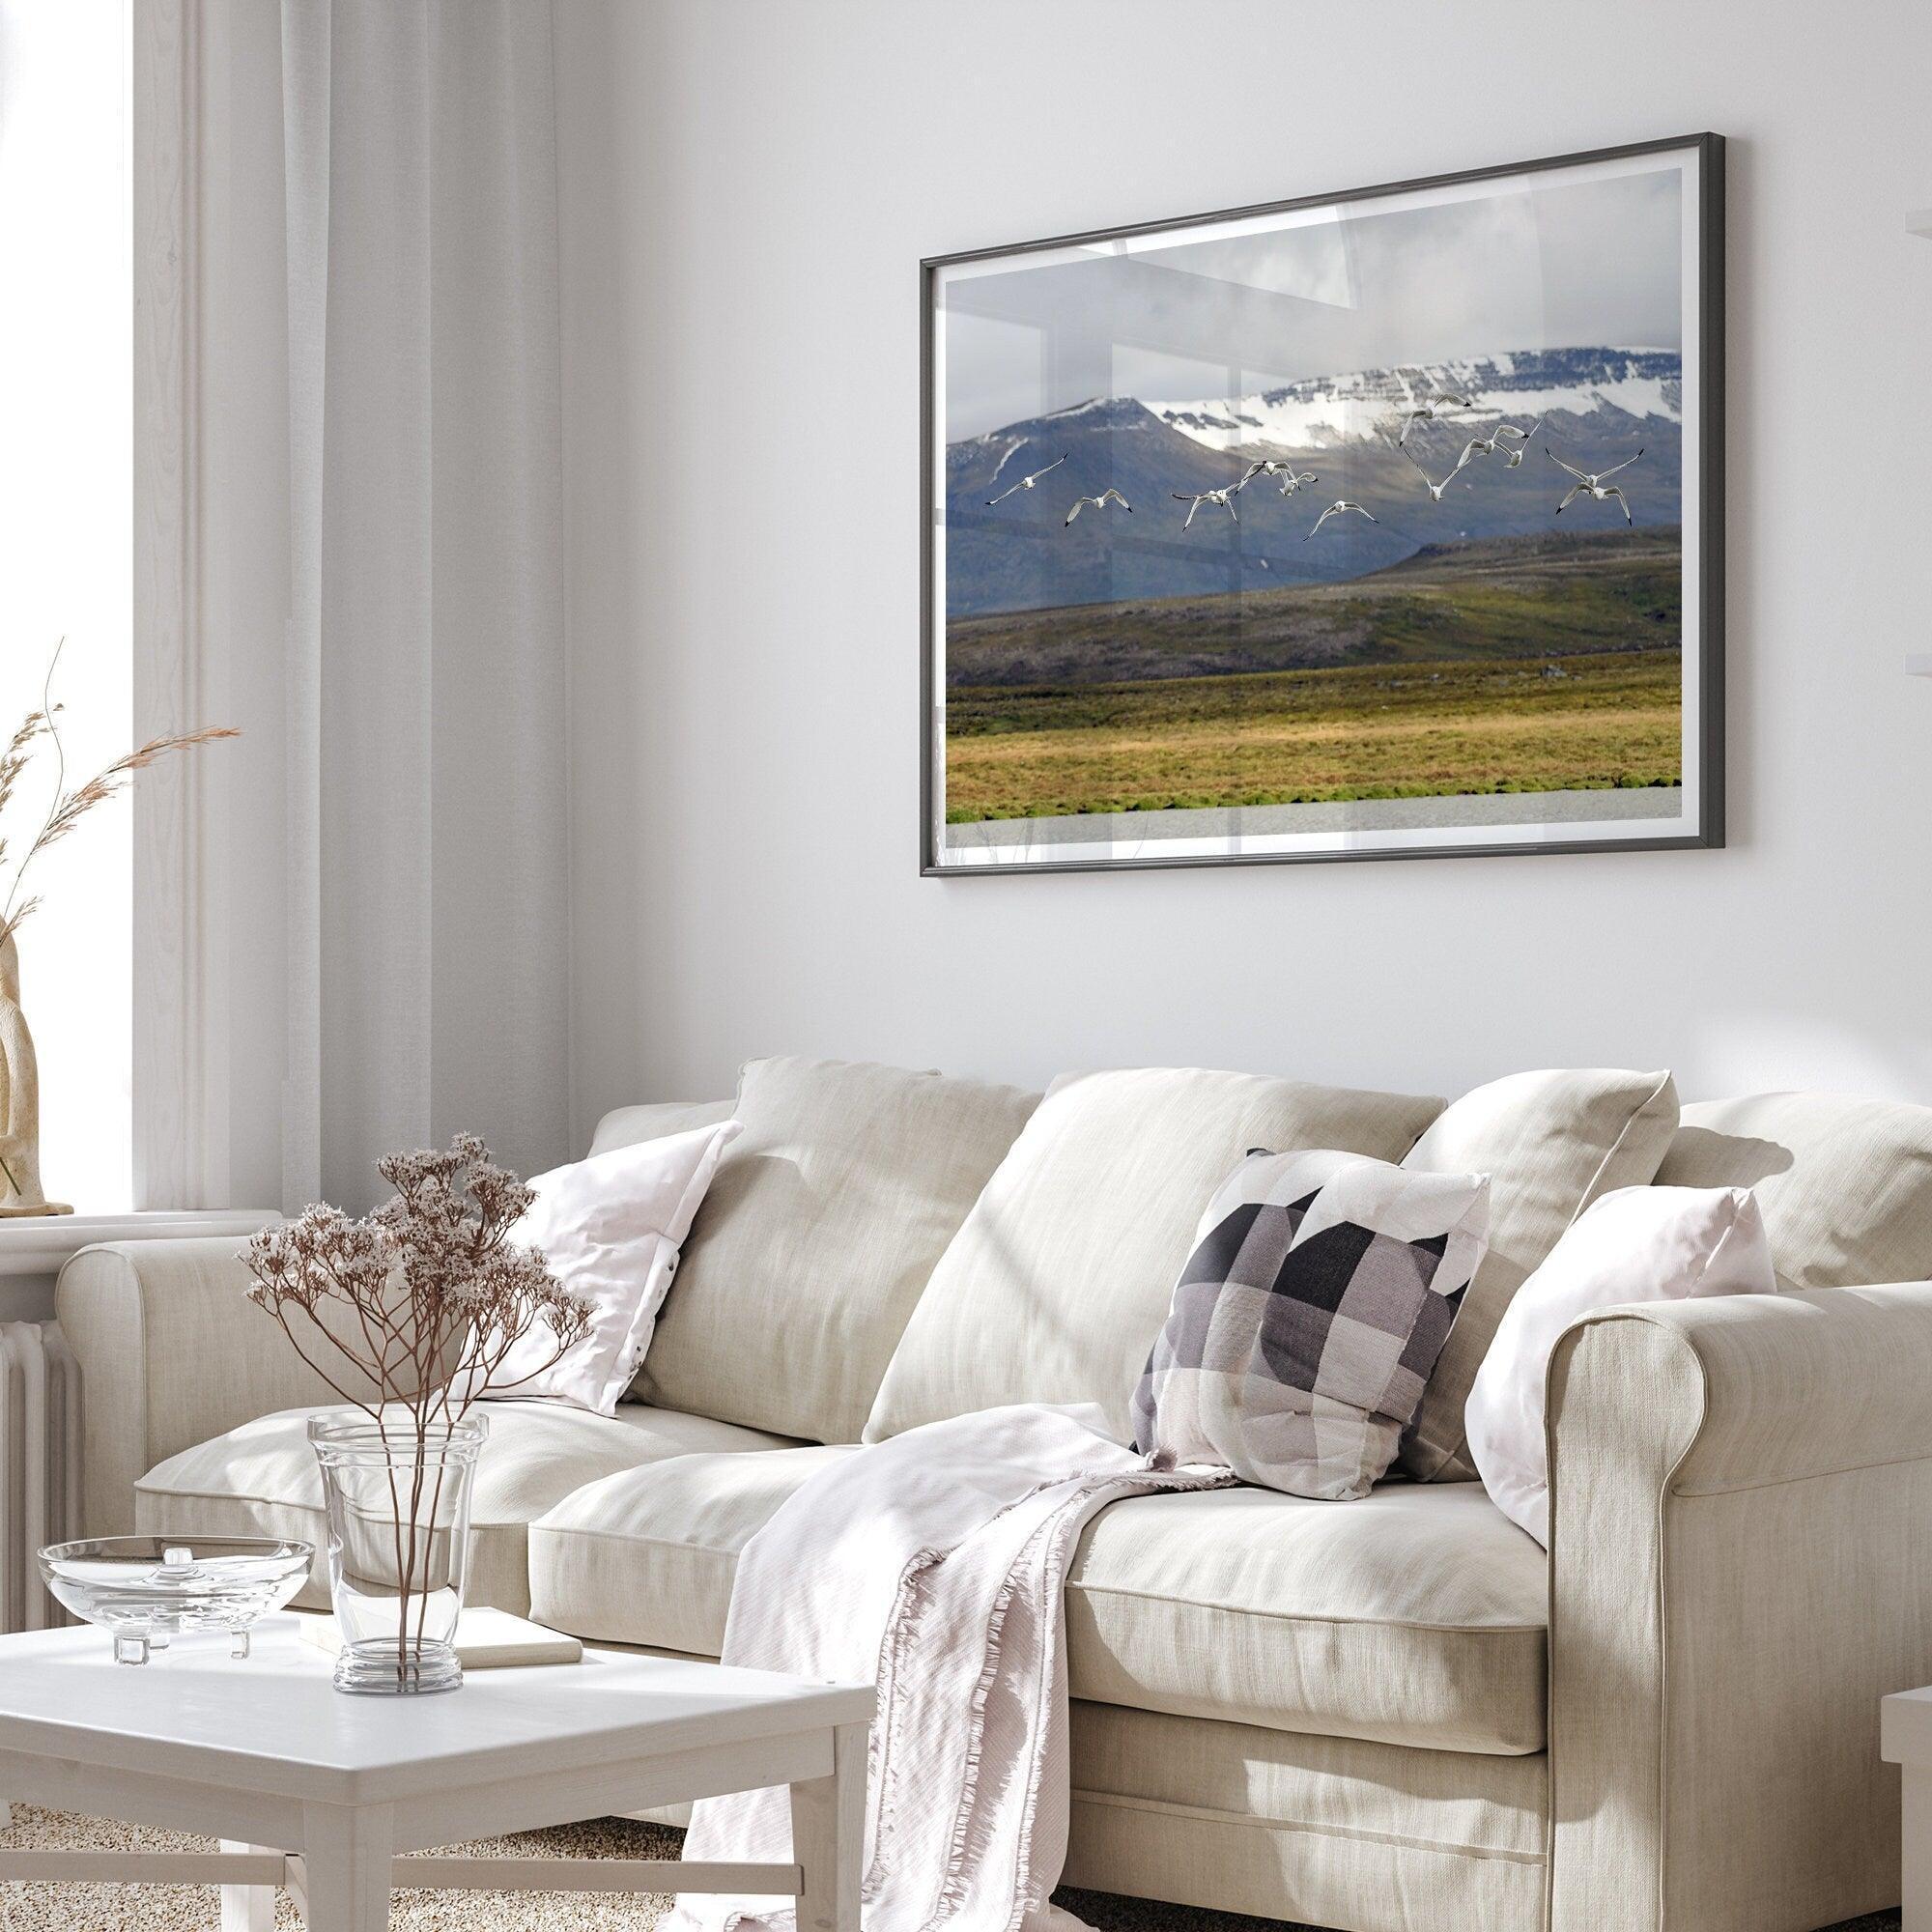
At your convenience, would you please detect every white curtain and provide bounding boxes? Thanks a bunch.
[279,0,569,1208]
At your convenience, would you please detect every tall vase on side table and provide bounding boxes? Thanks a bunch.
[0,934,71,1219]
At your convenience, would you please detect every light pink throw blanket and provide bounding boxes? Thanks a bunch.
[671,1404,1229,1932]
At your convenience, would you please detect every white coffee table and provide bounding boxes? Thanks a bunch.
[0,1619,872,1930]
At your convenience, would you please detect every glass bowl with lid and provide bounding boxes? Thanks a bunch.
[40,1536,313,1663]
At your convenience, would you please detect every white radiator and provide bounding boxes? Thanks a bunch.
[0,1322,80,1632]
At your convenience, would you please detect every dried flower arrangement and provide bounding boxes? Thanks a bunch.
[244,1135,593,1691]
[0,639,239,958]
[244,1132,592,1414]
[0,639,237,1211]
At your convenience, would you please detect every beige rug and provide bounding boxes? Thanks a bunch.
[0,1807,1904,1932]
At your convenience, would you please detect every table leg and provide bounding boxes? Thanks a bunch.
[1906,1767,1930,1932]
[299,1803,392,1931]
[789,1721,865,1932]
[219,1840,278,1932]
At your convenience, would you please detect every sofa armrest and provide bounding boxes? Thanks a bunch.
[1546,1283,1932,1932]
[56,1238,385,1536]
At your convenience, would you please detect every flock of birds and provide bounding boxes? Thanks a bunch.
[981,387,1648,538]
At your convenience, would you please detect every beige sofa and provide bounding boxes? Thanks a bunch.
[56,1061,1932,1932]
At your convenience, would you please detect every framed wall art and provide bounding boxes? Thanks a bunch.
[922,133,1722,875]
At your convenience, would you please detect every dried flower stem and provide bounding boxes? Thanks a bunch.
[0,638,239,956]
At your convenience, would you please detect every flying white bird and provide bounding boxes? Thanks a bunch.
[1237,458,1320,497]
[1173,487,1240,530]
[1547,446,1644,523]
[1400,441,1477,503]
[985,455,1066,506]
[1394,391,1478,446]
[1306,500,1378,539]
[1492,419,1545,469]
[1064,489,1131,526]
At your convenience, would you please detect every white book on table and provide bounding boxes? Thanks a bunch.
[296,1606,583,1668]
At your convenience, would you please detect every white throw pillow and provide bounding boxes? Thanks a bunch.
[472,1120,741,1415]
[1465,1183,1776,1545]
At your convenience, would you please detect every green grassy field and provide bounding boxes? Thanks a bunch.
[941,528,1684,824]
[944,649,1683,822]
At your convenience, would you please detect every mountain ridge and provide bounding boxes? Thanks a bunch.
[944,347,1682,617]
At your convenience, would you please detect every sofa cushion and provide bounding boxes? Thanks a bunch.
[530,1443,854,1658]
[1466,1184,1777,1547]
[528,1450,1546,1755]
[472,1119,742,1414]
[1654,1092,1932,1292]
[135,1400,799,1619]
[633,1057,1040,1443]
[1398,1067,1679,1481]
[863,1068,1445,1446]
[590,1098,735,1156]
[1133,1149,1491,1501]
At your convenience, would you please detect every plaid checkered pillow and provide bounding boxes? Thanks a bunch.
[1131,1148,1489,1500]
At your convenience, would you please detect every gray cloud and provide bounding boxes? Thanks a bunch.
[942,166,1683,442]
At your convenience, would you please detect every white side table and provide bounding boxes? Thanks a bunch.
[1882,1686,1931,1930]
[0,1620,872,1932]
[0,1209,277,1322]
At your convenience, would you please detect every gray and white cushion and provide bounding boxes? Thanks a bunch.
[1132,1148,1490,1501]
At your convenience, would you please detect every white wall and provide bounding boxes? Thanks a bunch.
[554,0,1932,1139]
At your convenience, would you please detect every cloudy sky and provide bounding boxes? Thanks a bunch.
[941,163,1685,442]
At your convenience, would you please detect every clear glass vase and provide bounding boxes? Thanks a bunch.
[306,1408,486,1695]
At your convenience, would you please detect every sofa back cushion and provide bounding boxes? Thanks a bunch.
[863,1067,1444,1445]
[1398,1067,1679,1481]
[632,1057,1039,1443]
[1654,1092,1932,1292]
[590,1098,735,1156]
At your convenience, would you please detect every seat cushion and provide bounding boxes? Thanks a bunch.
[530,1443,855,1657]
[1655,1092,1932,1293]
[135,1400,800,1618]
[1398,1067,1679,1481]
[864,1068,1445,1446]
[634,1057,1040,1443]
[529,1451,1547,1754]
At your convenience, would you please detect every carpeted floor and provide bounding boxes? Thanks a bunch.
[0,1808,1905,1931]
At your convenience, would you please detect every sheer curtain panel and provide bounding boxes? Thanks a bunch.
[278,0,569,1208]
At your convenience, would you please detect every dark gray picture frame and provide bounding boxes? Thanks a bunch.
[921,133,1724,877]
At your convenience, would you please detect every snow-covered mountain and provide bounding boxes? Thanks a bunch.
[943,348,1682,617]
[1146,348,1681,456]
